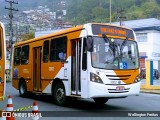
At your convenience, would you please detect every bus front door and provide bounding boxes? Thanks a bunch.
[33,47,42,92]
[71,39,81,95]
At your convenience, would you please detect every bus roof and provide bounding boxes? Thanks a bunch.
[14,24,84,47]
[14,23,133,47]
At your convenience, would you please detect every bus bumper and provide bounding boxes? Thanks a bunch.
[89,82,141,98]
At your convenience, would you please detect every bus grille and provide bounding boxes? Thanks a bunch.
[105,74,132,85]
[106,75,131,81]
[107,88,130,93]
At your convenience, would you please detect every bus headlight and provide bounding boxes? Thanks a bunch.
[90,73,103,84]
[134,76,141,83]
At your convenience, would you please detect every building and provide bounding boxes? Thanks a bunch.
[114,18,160,70]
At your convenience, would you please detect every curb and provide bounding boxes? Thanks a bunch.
[140,90,160,94]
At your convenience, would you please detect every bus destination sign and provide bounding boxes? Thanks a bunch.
[92,24,134,39]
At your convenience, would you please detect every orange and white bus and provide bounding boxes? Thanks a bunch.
[12,23,140,105]
[0,22,6,101]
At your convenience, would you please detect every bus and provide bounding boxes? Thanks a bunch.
[12,23,140,105]
[0,22,6,101]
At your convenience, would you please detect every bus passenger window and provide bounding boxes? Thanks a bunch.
[56,37,67,61]
[43,40,49,62]
[50,36,67,61]
[14,47,21,65]
[21,45,29,64]
[50,40,56,61]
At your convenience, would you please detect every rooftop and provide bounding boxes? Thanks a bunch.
[113,18,160,31]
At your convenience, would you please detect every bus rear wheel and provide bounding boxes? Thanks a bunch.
[53,82,66,106]
[93,97,108,105]
[19,80,27,97]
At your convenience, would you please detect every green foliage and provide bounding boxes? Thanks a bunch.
[65,0,160,25]
[20,32,34,41]
[141,0,160,18]
[2,0,160,25]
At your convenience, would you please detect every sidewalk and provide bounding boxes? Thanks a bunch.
[140,79,160,94]
[140,89,160,94]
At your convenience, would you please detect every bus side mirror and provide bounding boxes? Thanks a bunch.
[86,36,93,52]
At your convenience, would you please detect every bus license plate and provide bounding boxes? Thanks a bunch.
[116,86,125,91]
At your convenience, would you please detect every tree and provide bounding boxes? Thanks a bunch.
[142,0,160,18]
[20,32,34,41]
[65,0,160,24]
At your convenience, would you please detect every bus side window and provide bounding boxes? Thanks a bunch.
[43,40,49,62]
[21,45,29,64]
[14,47,21,65]
[50,39,56,61]
[50,36,67,61]
[56,37,67,60]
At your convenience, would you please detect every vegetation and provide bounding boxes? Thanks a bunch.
[1,0,160,25]
[20,32,34,41]
[65,0,160,24]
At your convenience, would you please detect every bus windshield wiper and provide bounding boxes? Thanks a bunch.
[120,37,128,52]
[120,37,128,57]
[102,34,114,52]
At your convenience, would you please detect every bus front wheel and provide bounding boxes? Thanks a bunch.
[19,80,27,97]
[93,97,108,105]
[53,82,66,106]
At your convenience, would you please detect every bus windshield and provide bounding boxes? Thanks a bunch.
[91,36,139,70]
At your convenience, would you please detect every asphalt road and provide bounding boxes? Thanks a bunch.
[0,82,160,120]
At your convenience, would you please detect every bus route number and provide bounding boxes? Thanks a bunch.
[120,62,128,69]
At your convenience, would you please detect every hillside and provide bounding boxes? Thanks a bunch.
[1,0,160,25]
[65,0,160,24]
[0,0,54,15]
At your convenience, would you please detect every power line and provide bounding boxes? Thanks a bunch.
[5,0,18,81]
[116,8,127,26]
[5,0,18,43]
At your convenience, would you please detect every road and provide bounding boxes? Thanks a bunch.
[0,82,160,120]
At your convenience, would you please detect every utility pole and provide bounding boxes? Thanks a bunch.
[110,0,112,23]
[116,8,126,26]
[5,0,18,81]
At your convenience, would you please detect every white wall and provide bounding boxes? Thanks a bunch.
[35,29,66,38]
[136,30,160,69]
[136,31,160,59]
[150,32,160,59]
[136,31,153,58]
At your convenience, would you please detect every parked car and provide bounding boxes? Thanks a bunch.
[140,68,159,80]
[153,69,159,79]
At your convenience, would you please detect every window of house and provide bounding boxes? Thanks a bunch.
[50,36,67,61]
[43,40,49,62]
[14,47,21,65]
[21,45,29,64]
[136,33,147,42]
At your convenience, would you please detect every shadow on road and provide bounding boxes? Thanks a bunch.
[22,93,128,111]
[6,82,130,112]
